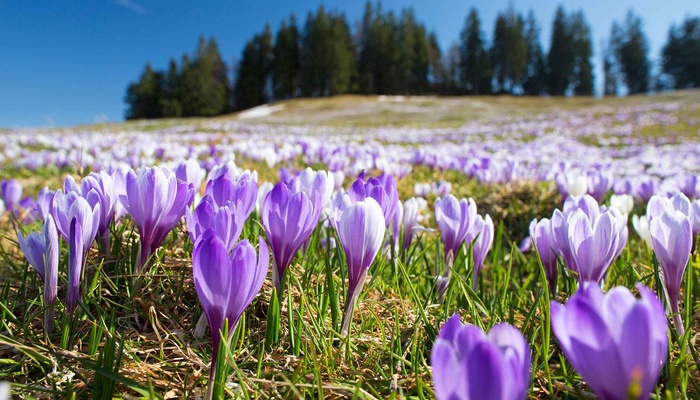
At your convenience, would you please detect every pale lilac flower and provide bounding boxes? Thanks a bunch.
[0,179,22,211]
[205,171,257,220]
[632,214,652,247]
[192,231,268,398]
[435,195,477,301]
[66,218,84,316]
[118,166,194,274]
[335,196,385,336]
[255,182,274,215]
[81,171,117,252]
[530,218,557,293]
[556,170,588,200]
[186,196,247,252]
[471,215,494,291]
[650,209,692,337]
[17,216,59,334]
[587,169,613,201]
[175,158,206,193]
[35,187,55,220]
[431,314,531,400]
[567,209,620,284]
[348,172,399,228]
[609,194,634,217]
[551,283,668,400]
[261,182,319,291]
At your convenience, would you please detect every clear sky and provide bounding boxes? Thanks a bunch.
[1,1,697,127]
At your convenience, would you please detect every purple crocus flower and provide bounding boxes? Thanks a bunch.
[51,191,101,250]
[204,171,257,220]
[675,174,698,199]
[291,167,334,209]
[555,170,588,200]
[399,197,424,261]
[118,166,194,274]
[650,209,692,337]
[14,196,39,224]
[635,178,657,203]
[17,215,59,334]
[186,196,247,252]
[261,182,319,291]
[566,209,620,284]
[431,314,531,400]
[1,179,23,211]
[551,283,668,400]
[691,199,700,235]
[471,215,494,291]
[35,187,55,220]
[335,196,385,336]
[175,158,206,193]
[52,191,100,317]
[347,172,399,228]
[647,193,690,222]
[111,166,130,222]
[434,195,477,301]
[586,169,613,202]
[529,218,558,293]
[66,218,84,317]
[81,171,117,252]
[192,231,268,397]
[563,194,600,221]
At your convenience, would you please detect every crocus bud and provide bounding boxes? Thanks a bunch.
[335,196,385,336]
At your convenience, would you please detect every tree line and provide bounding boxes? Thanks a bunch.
[125,3,700,119]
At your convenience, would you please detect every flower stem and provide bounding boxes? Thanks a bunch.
[341,270,368,337]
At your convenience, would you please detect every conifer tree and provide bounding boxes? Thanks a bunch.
[459,8,491,94]
[613,11,650,94]
[570,11,594,96]
[662,17,700,89]
[547,6,575,96]
[125,63,163,120]
[272,17,301,100]
[521,10,546,95]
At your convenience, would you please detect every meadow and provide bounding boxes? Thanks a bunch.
[1,91,700,399]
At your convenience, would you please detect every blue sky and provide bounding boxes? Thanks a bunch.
[1,1,697,127]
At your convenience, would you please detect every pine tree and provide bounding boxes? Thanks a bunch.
[427,32,445,93]
[662,17,700,89]
[570,11,594,96]
[300,7,355,97]
[125,63,163,120]
[613,11,650,94]
[547,7,575,95]
[159,59,182,117]
[234,27,273,110]
[490,6,526,94]
[459,8,491,94]
[179,37,229,116]
[357,1,379,94]
[272,17,301,100]
[444,43,462,94]
[521,10,546,95]
[602,37,618,96]
[328,13,356,94]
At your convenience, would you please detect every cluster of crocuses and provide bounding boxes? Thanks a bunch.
[432,282,669,400]
[529,194,628,292]
[434,194,494,300]
[11,157,695,399]
[14,165,197,333]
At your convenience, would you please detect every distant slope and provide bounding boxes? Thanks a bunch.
[210,90,700,128]
[36,89,700,132]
